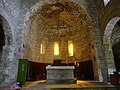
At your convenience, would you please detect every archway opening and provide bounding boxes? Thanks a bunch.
[104,17,120,75]
[112,41,120,72]
[0,24,5,60]
[23,0,97,82]
[111,20,120,72]
[0,15,14,83]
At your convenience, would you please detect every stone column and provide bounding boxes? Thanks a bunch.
[94,35,108,83]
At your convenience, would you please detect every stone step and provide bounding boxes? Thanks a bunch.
[0,80,119,90]
[0,87,118,90]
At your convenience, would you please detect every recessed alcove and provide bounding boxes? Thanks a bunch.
[28,3,93,64]
[24,1,98,82]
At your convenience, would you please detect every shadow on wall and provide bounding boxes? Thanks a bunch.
[0,24,5,60]
[112,41,120,72]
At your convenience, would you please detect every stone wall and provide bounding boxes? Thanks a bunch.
[28,19,91,63]
[0,0,20,83]
[98,0,120,82]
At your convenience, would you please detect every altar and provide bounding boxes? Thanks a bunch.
[46,65,76,84]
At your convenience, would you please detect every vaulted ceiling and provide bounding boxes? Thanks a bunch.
[29,4,83,42]
[27,3,93,62]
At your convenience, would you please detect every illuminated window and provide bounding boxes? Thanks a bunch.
[104,0,110,6]
[40,44,42,54]
[68,41,73,56]
[54,42,59,55]
[40,41,45,55]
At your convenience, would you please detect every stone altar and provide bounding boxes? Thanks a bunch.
[46,65,76,84]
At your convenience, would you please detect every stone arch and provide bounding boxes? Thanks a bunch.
[0,16,13,46]
[0,8,14,30]
[0,8,14,83]
[100,8,120,36]
[22,0,98,80]
[99,5,120,83]
[22,0,93,58]
[103,17,120,75]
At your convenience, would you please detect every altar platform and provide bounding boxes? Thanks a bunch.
[46,66,76,84]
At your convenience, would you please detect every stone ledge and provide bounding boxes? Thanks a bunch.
[46,79,77,84]
[46,66,75,69]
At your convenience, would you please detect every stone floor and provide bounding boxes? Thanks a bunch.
[0,80,119,90]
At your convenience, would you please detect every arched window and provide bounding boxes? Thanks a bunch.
[104,0,110,6]
[40,43,43,54]
[40,41,45,55]
[54,42,59,55]
[68,41,74,56]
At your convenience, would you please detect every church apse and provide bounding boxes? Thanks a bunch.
[23,0,98,81]
[27,2,95,64]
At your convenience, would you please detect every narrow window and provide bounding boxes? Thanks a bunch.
[68,41,73,56]
[54,42,59,55]
[40,41,45,54]
[40,43,42,54]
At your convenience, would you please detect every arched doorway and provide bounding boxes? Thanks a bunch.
[22,0,98,81]
[111,20,120,72]
[103,17,120,75]
[112,41,120,72]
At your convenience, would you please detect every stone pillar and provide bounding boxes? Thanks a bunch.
[94,36,108,83]
[0,46,17,84]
